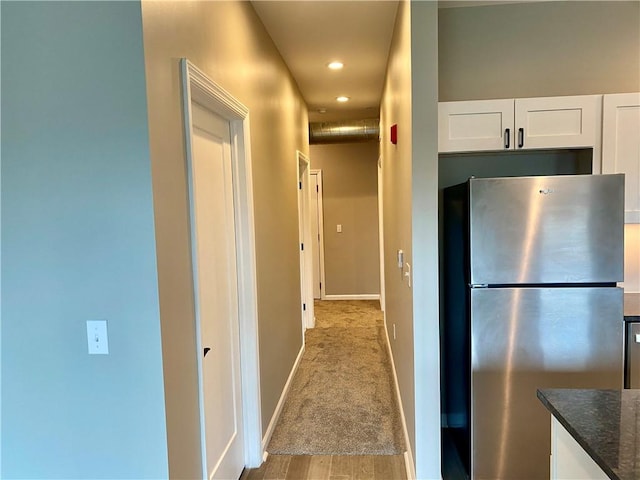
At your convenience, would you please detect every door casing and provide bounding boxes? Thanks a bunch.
[310,169,326,300]
[181,58,263,472]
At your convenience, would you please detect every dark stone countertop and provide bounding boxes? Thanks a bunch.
[626,293,640,322]
[537,389,640,480]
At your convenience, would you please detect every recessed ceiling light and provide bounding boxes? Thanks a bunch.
[327,61,344,70]
[318,108,327,114]
[336,96,350,103]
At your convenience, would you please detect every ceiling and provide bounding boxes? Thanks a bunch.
[252,1,400,123]
[252,1,534,124]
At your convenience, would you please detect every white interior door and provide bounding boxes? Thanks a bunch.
[191,101,244,480]
[297,153,314,330]
[310,171,325,300]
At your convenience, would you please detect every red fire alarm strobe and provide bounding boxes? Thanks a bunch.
[390,124,398,144]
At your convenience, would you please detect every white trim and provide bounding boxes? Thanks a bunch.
[310,169,327,301]
[181,59,263,471]
[323,294,381,301]
[403,451,415,480]
[261,344,306,452]
[383,314,415,480]
[297,151,315,330]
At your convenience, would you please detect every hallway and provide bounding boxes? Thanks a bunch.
[242,300,407,479]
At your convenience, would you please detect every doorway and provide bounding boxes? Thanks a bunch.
[181,59,263,476]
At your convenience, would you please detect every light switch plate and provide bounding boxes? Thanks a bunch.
[87,320,109,355]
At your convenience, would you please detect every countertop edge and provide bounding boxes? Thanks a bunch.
[536,389,621,480]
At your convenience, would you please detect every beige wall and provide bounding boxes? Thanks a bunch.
[380,1,440,476]
[625,225,640,292]
[381,0,415,459]
[439,1,640,101]
[309,143,380,296]
[141,2,308,477]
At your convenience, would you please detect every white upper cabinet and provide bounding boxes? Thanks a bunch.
[602,92,640,223]
[439,95,601,156]
[515,95,601,150]
[439,99,514,153]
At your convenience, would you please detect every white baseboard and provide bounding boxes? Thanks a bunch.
[404,451,416,480]
[383,321,416,480]
[261,343,306,452]
[322,294,380,301]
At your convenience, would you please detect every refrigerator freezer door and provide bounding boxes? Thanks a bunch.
[626,322,640,389]
[469,174,624,285]
[470,287,623,480]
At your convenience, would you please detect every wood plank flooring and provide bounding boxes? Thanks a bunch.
[240,454,407,480]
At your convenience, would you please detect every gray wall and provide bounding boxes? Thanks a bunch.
[141,2,309,477]
[380,2,440,477]
[439,149,593,189]
[439,1,640,101]
[310,143,380,296]
[1,2,168,477]
[410,3,441,476]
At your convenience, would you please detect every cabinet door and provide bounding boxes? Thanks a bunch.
[626,322,640,388]
[602,93,640,223]
[551,418,609,480]
[438,99,514,153]
[514,95,601,150]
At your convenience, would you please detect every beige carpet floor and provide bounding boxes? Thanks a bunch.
[267,300,405,456]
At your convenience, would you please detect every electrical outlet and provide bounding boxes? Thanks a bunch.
[405,263,411,288]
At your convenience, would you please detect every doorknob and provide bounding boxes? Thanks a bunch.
[204,347,211,357]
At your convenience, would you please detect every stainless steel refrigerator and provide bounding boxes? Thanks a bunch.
[441,174,625,480]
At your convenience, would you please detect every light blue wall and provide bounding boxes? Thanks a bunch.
[1,2,168,478]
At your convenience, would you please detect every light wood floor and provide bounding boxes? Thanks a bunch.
[240,454,407,480]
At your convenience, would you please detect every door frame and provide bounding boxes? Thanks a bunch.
[181,59,262,471]
[310,169,327,300]
[377,157,386,312]
[297,151,315,331]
